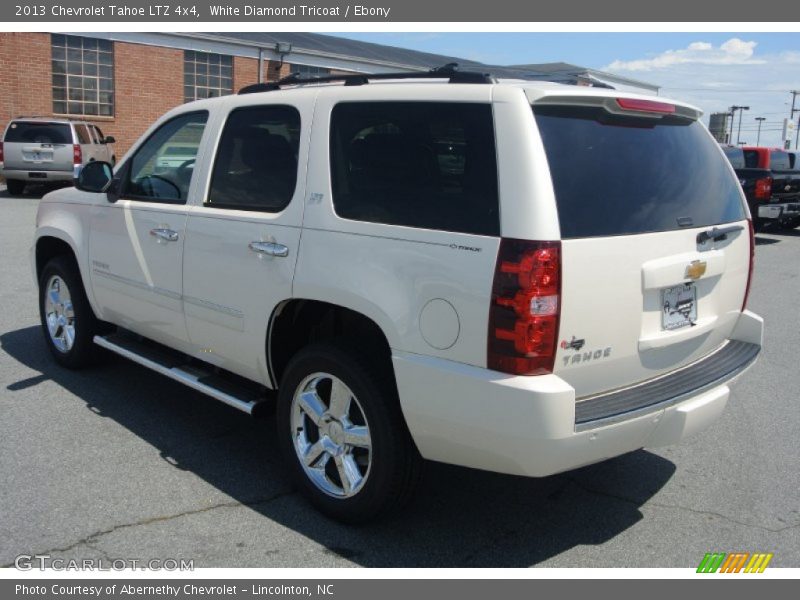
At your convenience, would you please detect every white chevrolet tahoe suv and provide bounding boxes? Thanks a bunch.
[32,68,763,523]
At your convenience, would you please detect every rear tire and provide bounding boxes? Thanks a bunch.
[6,179,25,196]
[276,342,422,523]
[38,256,103,369]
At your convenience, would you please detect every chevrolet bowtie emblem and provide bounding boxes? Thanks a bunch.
[686,260,707,280]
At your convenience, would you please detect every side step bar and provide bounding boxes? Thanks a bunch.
[94,334,269,415]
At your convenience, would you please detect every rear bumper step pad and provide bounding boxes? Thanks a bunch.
[575,340,760,429]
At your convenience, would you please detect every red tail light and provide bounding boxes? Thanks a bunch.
[73,144,82,165]
[754,177,772,201]
[0,141,4,163]
[616,98,676,114]
[488,239,561,375]
[742,220,755,312]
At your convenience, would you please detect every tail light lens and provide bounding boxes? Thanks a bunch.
[754,177,772,201]
[488,239,561,375]
[742,220,755,312]
[73,144,82,165]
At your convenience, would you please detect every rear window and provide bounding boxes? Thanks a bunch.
[330,102,499,236]
[4,121,72,144]
[534,105,746,239]
[723,146,745,169]
[743,150,761,168]
[770,150,792,171]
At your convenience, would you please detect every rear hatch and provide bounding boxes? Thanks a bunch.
[533,96,750,398]
[2,121,74,172]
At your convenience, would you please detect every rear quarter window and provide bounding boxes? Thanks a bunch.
[330,101,499,236]
[723,146,745,169]
[534,105,746,239]
[4,121,72,144]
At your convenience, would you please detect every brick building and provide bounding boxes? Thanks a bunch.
[0,32,659,156]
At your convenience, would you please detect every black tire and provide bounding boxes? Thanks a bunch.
[6,179,25,196]
[38,255,103,369]
[276,342,422,524]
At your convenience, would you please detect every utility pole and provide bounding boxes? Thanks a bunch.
[755,117,766,146]
[789,90,799,149]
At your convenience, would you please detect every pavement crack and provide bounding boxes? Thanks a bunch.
[0,489,294,567]
[567,477,800,534]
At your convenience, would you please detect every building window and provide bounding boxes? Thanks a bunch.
[291,64,331,78]
[184,51,233,103]
[51,34,114,117]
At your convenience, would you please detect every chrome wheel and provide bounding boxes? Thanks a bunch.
[291,372,372,498]
[44,275,75,353]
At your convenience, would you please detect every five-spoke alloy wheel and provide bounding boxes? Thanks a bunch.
[38,255,103,368]
[277,342,422,523]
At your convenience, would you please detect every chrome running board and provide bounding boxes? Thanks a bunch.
[94,333,269,415]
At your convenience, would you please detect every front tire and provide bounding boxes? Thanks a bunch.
[277,342,422,523]
[6,179,25,196]
[39,256,102,369]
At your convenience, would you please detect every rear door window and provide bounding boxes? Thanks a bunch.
[533,105,746,239]
[207,105,301,212]
[330,101,499,236]
[4,121,72,144]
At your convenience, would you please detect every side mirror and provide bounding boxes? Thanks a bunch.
[76,161,113,194]
[103,136,116,144]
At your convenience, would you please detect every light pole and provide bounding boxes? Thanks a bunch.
[734,106,750,145]
[755,117,766,146]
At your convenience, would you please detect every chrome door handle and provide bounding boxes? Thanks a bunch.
[150,228,179,242]
[249,241,289,258]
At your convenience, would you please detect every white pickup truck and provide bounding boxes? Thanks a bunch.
[32,68,763,523]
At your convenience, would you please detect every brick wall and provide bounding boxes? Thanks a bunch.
[0,34,355,161]
[0,33,52,128]
[112,41,184,156]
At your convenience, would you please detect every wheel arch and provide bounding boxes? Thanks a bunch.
[267,298,396,389]
[34,225,101,318]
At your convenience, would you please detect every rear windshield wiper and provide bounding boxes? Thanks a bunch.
[696,225,744,244]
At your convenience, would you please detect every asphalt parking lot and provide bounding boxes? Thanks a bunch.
[1,187,798,569]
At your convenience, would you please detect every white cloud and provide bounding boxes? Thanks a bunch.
[606,38,763,71]
[604,38,800,148]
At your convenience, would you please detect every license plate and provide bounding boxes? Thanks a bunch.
[661,283,697,330]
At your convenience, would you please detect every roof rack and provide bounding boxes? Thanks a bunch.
[238,63,495,94]
[14,115,82,122]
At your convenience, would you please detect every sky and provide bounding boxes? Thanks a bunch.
[330,33,800,148]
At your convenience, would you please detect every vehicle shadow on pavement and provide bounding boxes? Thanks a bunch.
[1,325,676,567]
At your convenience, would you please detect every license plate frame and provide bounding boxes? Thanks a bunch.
[661,283,697,331]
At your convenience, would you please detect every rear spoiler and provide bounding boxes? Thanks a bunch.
[532,95,701,121]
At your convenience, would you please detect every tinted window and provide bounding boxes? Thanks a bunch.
[124,111,207,204]
[208,105,300,212]
[74,124,91,144]
[770,150,791,170]
[534,105,746,239]
[722,146,745,169]
[5,121,71,144]
[330,102,499,236]
[743,150,761,168]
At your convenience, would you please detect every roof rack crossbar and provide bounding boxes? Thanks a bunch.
[238,63,494,94]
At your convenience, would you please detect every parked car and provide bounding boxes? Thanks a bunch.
[721,145,772,230]
[739,146,800,228]
[1,117,115,196]
[32,68,763,523]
